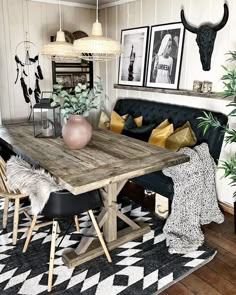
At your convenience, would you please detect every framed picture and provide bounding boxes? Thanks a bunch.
[56,74,73,88]
[52,61,93,89]
[146,22,185,89]
[73,73,87,86]
[118,26,149,86]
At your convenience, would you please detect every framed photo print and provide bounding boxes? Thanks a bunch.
[118,26,149,86]
[73,73,87,86]
[56,74,73,88]
[146,22,185,89]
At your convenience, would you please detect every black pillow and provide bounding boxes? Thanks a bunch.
[122,116,156,142]
[123,115,137,130]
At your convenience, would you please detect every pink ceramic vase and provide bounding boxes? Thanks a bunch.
[62,114,92,149]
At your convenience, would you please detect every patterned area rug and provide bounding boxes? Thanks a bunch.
[0,196,216,295]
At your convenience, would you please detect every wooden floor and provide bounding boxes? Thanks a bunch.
[121,182,236,295]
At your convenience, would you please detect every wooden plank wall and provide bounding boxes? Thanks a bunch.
[99,0,236,112]
[0,0,95,123]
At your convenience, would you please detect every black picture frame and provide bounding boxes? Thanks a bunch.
[52,61,93,89]
[56,74,73,88]
[146,22,185,90]
[118,26,149,86]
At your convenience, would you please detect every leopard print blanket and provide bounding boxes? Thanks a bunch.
[162,143,224,254]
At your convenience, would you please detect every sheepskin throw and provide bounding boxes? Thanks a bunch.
[6,156,63,215]
[162,143,224,254]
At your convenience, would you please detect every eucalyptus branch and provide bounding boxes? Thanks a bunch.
[51,77,105,122]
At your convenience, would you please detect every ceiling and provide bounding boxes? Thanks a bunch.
[62,0,118,5]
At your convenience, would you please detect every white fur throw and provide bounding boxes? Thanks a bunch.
[6,156,63,215]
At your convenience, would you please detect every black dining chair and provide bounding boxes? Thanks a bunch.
[22,189,112,292]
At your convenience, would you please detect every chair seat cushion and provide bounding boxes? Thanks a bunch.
[42,190,102,219]
[132,171,174,199]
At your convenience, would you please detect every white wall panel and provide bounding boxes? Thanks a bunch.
[0,0,94,122]
[142,0,155,25]
[127,0,141,27]
[0,0,12,122]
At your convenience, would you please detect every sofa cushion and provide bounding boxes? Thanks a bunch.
[122,123,156,142]
[165,121,197,151]
[110,111,126,133]
[149,123,174,148]
[114,98,228,163]
[134,116,143,127]
[123,115,138,130]
[156,118,170,129]
[98,111,110,130]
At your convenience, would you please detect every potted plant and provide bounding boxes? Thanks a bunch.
[198,51,236,200]
[51,78,104,149]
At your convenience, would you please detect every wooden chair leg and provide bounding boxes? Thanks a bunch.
[12,198,20,245]
[23,215,37,253]
[2,196,9,229]
[48,220,58,292]
[74,215,80,232]
[88,210,112,263]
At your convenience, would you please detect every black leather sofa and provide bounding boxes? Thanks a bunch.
[114,98,228,201]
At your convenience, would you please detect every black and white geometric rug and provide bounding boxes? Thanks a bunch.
[0,196,216,294]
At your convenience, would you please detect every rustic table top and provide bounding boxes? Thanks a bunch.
[0,125,189,194]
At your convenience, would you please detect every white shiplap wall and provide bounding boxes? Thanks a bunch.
[0,0,95,123]
[99,0,236,206]
[99,0,236,110]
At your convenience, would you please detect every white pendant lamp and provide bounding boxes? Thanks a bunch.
[73,0,122,62]
[41,0,76,60]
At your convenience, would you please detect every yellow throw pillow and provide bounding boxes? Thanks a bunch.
[156,118,170,129]
[134,116,143,128]
[149,124,174,148]
[121,114,129,121]
[110,111,127,134]
[98,111,110,130]
[165,121,197,151]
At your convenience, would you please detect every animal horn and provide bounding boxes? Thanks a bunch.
[213,3,229,32]
[180,9,198,34]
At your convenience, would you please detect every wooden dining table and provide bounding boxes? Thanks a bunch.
[0,124,189,268]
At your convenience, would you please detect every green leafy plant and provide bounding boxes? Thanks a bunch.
[51,77,104,122]
[198,51,236,199]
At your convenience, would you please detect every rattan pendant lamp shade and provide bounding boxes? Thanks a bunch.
[41,0,76,60]
[73,0,122,62]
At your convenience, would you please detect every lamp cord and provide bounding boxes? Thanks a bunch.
[59,0,62,31]
[96,0,98,22]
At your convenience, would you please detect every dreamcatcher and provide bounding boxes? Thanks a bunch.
[14,36,44,120]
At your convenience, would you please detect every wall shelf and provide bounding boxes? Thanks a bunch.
[52,61,94,89]
[114,84,233,101]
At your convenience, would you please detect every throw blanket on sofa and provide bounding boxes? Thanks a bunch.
[162,143,224,254]
[6,156,63,215]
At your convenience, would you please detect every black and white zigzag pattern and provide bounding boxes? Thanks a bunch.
[0,196,216,295]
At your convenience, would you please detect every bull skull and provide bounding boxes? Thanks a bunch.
[181,3,229,71]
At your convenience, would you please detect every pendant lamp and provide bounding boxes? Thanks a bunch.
[41,0,76,61]
[73,0,122,62]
